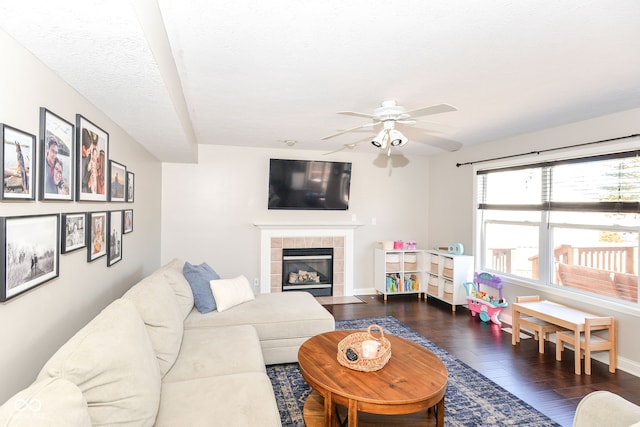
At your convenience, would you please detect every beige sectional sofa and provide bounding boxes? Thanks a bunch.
[573,391,640,427]
[0,259,335,426]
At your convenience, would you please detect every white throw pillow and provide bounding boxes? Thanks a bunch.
[210,275,255,312]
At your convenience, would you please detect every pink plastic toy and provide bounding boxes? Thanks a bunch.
[463,272,507,326]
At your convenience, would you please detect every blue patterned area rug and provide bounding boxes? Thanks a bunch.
[266,316,562,427]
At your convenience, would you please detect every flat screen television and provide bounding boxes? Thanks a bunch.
[268,158,352,210]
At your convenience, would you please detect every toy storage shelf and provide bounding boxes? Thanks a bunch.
[425,250,474,312]
[374,249,427,301]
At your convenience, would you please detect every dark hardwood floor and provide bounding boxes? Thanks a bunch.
[322,294,640,427]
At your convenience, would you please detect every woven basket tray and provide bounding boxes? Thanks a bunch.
[337,324,392,372]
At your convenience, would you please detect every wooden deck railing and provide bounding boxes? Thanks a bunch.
[490,248,512,273]
[529,245,638,303]
[531,245,637,278]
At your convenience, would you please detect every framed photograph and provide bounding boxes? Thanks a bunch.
[87,211,107,262]
[76,115,108,201]
[1,214,59,302]
[123,209,133,234]
[126,171,135,202]
[1,124,36,200]
[61,212,86,254]
[107,210,122,266]
[109,160,126,202]
[39,108,74,201]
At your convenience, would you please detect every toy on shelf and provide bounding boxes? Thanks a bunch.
[463,272,508,326]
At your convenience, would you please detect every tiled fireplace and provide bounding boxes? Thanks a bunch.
[256,223,358,296]
[273,237,343,295]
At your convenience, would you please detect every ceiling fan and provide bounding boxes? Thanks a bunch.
[322,100,461,155]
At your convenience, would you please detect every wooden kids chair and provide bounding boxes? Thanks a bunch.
[555,316,617,374]
[515,295,566,354]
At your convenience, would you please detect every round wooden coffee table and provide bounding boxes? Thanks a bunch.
[298,330,448,427]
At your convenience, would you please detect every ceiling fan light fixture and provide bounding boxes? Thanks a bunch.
[371,130,388,148]
[389,129,408,147]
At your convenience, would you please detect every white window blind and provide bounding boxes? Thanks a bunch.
[478,150,640,213]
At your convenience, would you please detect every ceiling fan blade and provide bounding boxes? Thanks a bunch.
[323,143,358,155]
[404,103,457,118]
[337,111,375,119]
[321,121,380,140]
[411,120,460,135]
[401,127,463,152]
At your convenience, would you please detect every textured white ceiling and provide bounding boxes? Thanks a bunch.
[0,0,639,161]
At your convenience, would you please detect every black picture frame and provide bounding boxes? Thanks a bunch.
[123,209,133,234]
[1,124,36,200]
[126,171,134,202]
[1,214,60,302]
[87,211,107,262]
[76,115,108,201]
[107,210,122,266]
[61,212,86,254]
[108,160,126,202]
[39,108,74,201]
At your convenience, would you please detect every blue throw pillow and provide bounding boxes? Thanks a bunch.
[183,262,221,313]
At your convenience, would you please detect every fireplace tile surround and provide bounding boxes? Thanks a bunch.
[270,236,345,295]
[256,222,360,296]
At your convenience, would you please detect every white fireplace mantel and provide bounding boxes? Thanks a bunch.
[254,221,364,229]
[256,222,359,295]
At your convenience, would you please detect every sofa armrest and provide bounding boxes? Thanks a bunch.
[573,391,640,427]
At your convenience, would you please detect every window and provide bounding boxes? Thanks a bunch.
[477,150,640,304]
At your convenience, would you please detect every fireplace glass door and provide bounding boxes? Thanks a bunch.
[282,248,333,296]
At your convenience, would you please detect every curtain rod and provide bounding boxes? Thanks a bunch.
[455,133,640,168]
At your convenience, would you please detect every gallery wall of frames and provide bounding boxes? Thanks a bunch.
[0,107,135,302]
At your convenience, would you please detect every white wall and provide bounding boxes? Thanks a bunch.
[428,107,640,375]
[0,31,162,401]
[161,145,430,292]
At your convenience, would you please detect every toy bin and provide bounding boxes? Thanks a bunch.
[427,275,439,295]
[443,279,454,302]
[430,258,439,275]
[385,253,401,271]
[442,257,454,278]
[404,253,418,271]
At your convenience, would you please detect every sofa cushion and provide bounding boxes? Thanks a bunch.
[123,276,184,377]
[155,373,281,427]
[37,299,161,427]
[210,275,255,312]
[183,262,220,313]
[156,258,194,319]
[163,325,265,383]
[185,292,334,340]
[184,292,335,364]
[0,377,91,426]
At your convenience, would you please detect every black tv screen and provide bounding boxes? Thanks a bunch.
[268,159,352,210]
